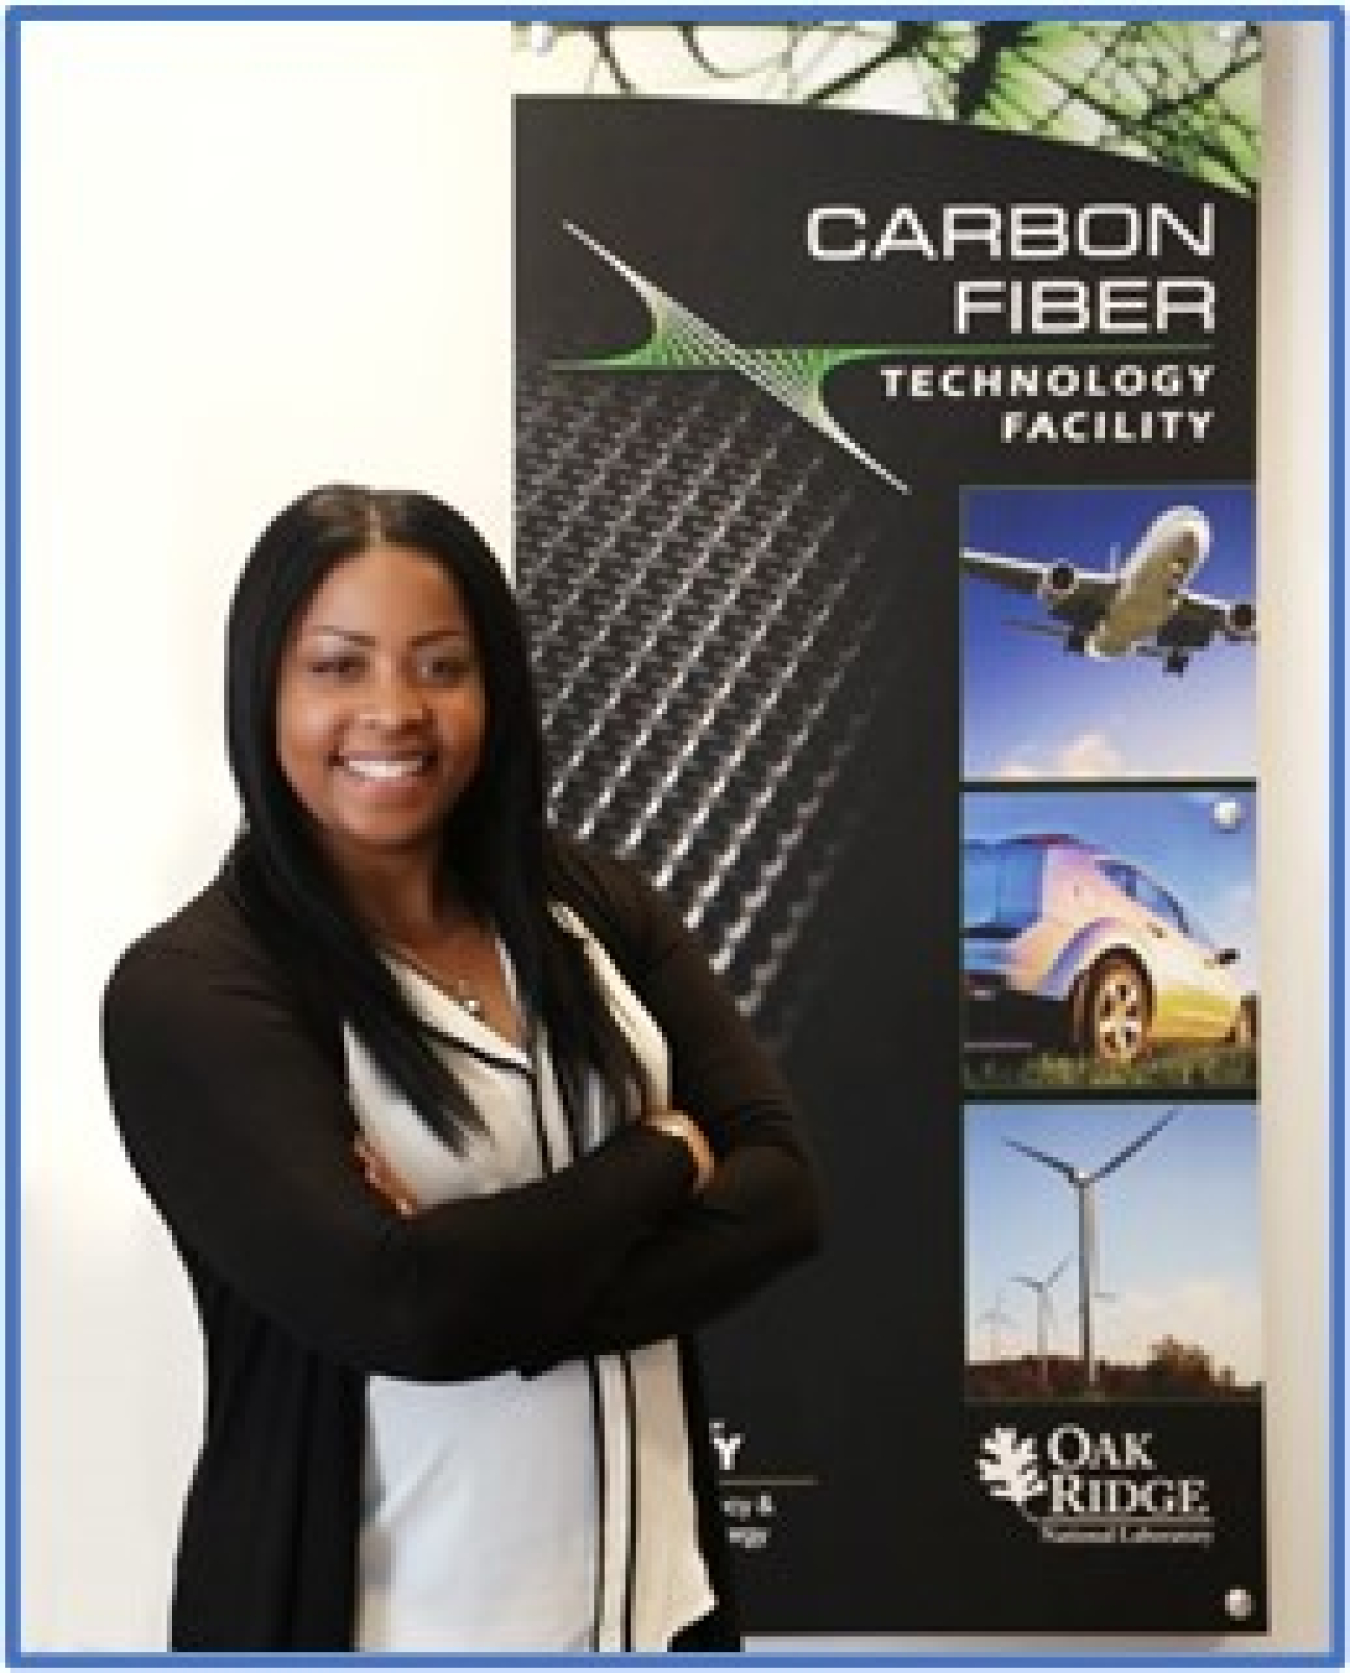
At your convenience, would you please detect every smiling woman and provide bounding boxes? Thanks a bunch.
[99,483,821,1652]
[275,545,489,878]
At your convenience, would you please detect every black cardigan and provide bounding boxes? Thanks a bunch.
[102,838,821,1650]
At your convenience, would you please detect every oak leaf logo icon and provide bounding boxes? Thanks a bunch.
[978,1426,1047,1511]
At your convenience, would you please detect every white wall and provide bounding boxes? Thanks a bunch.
[18,20,513,1650]
[15,17,1335,1655]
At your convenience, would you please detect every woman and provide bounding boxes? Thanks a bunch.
[102,484,821,1651]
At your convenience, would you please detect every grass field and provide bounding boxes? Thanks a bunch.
[964,1045,1258,1095]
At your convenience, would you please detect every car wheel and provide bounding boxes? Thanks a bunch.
[1077,956,1151,1063]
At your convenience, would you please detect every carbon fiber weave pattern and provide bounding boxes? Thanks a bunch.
[516,360,905,1047]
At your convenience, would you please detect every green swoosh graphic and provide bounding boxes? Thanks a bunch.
[558,223,910,495]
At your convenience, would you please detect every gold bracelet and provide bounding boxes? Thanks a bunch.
[646,1111,715,1193]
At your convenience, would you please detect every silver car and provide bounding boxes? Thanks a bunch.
[962,833,1256,1062]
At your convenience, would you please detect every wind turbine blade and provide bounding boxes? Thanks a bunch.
[1092,1108,1178,1181]
[1048,1254,1073,1286]
[1005,1137,1077,1181]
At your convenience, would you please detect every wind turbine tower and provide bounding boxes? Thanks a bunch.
[977,1289,1015,1361]
[1005,1110,1177,1391]
[1014,1254,1072,1391]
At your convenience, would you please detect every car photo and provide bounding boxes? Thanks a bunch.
[962,833,1257,1063]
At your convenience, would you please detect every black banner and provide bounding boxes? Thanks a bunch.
[513,32,1263,1632]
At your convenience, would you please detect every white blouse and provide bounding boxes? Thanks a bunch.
[343,914,714,1651]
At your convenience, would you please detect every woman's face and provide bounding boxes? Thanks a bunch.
[275,542,487,879]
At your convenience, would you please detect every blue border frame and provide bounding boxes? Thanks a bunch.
[3,4,1347,21]
[1328,4,1347,1668]
[5,3,23,1667]
[3,5,1343,1667]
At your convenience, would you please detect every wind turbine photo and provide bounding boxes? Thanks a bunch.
[965,1102,1262,1400]
[1005,1110,1178,1392]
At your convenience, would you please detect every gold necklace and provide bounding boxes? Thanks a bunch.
[384,940,487,1022]
[448,981,485,1021]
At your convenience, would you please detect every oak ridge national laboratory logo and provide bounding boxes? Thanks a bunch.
[977,1423,1216,1549]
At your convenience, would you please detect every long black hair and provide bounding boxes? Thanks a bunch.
[225,483,642,1144]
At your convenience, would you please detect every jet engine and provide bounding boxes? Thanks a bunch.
[1223,599,1257,641]
[1038,562,1079,603]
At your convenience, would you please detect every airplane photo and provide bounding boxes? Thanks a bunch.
[963,502,1257,675]
[961,485,1256,780]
